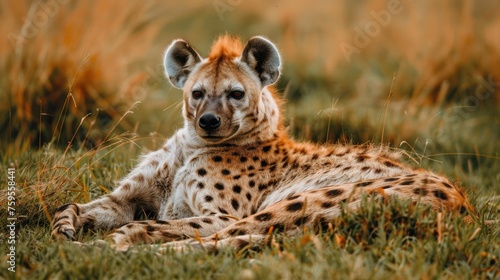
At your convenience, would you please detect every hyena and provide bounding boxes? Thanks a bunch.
[52,35,475,251]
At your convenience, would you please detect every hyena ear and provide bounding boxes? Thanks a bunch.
[164,39,202,88]
[240,36,281,87]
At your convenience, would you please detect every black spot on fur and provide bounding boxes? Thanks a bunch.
[383,161,397,168]
[321,201,334,208]
[286,201,303,212]
[433,190,448,200]
[356,155,369,162]
[255,212,273,221]
[272,223,285,232]
[228,228,246,236]
[189,222,201,229]
[384,177,398,182]
[375,168,382,174]
[197,182,204,189]
[146,225,157,232]
[382,185,392,189]
[270,165,277,172]
[294,215,310,227]
[232,185,242,193]
[205,195,214,202]
[246,193,252,201]
[325,189,344,197]
[234,238,250,249]
[161,232,179,239]
[233,175,241,180]
[413,188,427,196]
[218,208,229,214]
[197,169,207,176]
[261,160,268,167]
[315,216,331,231]
[219,216,229,221]
[443,182,453,189]
[287,194,300,200]
[202,218,213,224]
[240,156,247,162]
[263,145,272,152]
[231,199,240,211]
[222,169,231,175]
[357,181,373,187]
[400,180,415,186]
[249,180,255,187]
[213,156,223,162]
[156,220,170,225]
[214,183,225,190]
[258,184,267,191]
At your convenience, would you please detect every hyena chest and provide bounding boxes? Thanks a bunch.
[168,147,286,219]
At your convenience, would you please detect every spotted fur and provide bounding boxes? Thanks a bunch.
[52,35,475,252]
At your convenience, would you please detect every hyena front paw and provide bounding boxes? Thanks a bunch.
[51,204,79,240]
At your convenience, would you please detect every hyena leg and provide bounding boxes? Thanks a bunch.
[151,175,470,252]
[51,147,174,240]
[153,234,268,254]
[108,214,239,248]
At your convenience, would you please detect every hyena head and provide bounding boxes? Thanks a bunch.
[164,35,283,145]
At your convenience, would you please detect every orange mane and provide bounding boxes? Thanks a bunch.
[207,35,243,61]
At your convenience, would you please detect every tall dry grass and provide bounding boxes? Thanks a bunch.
[1,1,180,152]
[1,0,498,153]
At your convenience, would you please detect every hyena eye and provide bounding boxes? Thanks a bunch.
[229,90,245,100]
[192,90,204,100]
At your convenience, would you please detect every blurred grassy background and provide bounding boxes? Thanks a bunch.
[1,0,498,150]
[0,0,499,278]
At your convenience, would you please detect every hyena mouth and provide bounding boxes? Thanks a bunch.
[200,125,240,142]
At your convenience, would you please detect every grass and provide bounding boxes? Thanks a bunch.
[1,0,499,279]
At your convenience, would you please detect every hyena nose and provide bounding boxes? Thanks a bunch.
[199,113,221,130]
